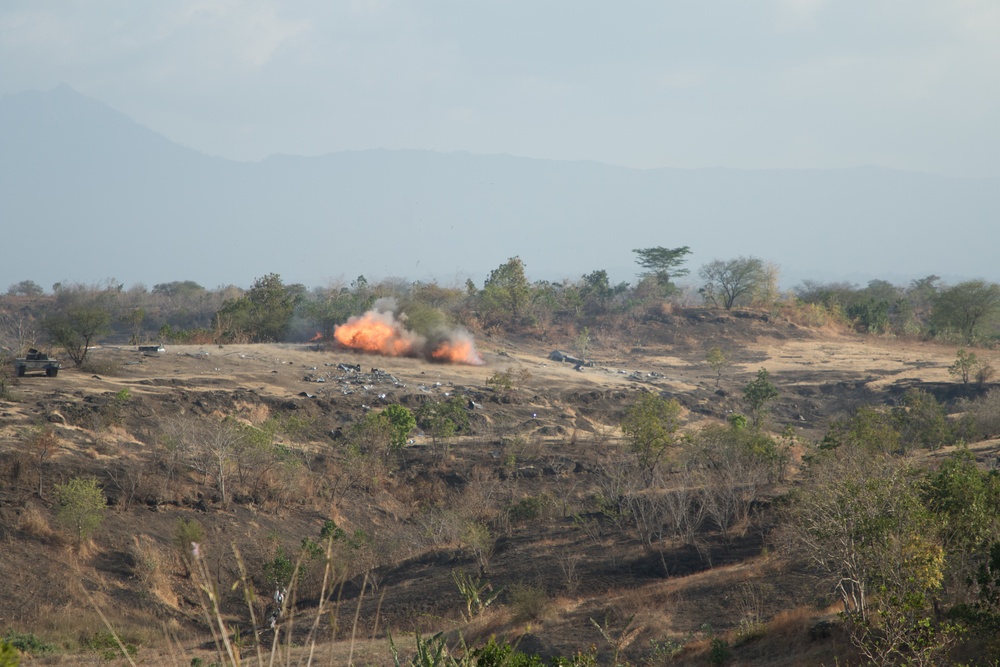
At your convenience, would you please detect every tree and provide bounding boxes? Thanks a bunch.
[699,256,768,310]
[54,477,107,549]
[416,397,470,454]
[214,273,301,342]
[931,280,1000,343]
[482,257,531,327]
[382,404,417,452]
[122,307,146,345]
[6,279,44,297]
[620,392,682,487]
[893,388,954,451]
[921,449,1000,614]
[0,312,40,356]
[692,424,785,539]
[743,368,779,429]
[632,246,692,291]
[706,347,729,388]
[786,451,953,666]
[949,348,978,385]
[43,304,111,366]
[152,280,205,298]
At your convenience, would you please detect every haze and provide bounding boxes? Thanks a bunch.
[2,2,999,289]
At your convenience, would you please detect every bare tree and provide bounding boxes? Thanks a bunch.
[0,312,40,355]
[699,256,768,310]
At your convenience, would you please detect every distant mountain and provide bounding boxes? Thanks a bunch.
[2,84,998,291]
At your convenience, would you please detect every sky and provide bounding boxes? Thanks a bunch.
[2,1,1000,178]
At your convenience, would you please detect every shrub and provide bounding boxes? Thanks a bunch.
[0,638,19,667]
[174,517,204,573]
[709,637,732,665]
[263,546,295,589]
[508,582,547,621]
[81,629,137,661]
[1,631,55,656]
[507,495,550,524]
[470,638,545,667]
[53,477,106,549]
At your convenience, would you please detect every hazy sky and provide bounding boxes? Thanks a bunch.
[2,1,999,177]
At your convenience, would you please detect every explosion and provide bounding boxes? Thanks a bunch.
[333,308,484,366]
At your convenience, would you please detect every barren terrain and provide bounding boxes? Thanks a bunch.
[2,310,998,666]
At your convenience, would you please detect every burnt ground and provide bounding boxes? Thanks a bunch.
[1,308,998,665]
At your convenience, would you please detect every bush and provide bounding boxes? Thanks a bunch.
[507,582,547,621]
[263,546,295,589]
[53,477,106,548]
[709,637,732,665]
[0,639,19,667]
[507,495,550,524]
[81,629,137,661]
[470,637,545,667]
[1,631,55,656]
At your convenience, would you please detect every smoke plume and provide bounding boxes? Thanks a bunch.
[333,304,484,366]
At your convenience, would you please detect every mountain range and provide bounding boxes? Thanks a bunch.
[2,84,998,292]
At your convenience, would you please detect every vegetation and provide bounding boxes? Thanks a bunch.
[53,477,106,549]
[43,301,111,367]
[742,368,779,429]
[632,246,691,292]
[699,256,768,310]
[7,255,1000,665]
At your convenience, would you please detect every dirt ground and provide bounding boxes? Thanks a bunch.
[2,311,999,665]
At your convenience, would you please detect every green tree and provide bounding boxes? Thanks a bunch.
[620,392,682,487]
[893,388,953,451]
[43,304,111,367]
[931,279,1000,343]
[580,269,625,313]
[949,348,979,384]
[632,246,692,291]
[382,403,417,452]
[743,368,779,429]
[820,406,901,455]
[786,451,953,666]
[847,298,891,334]
[699,256,768,311]
[214,273,301,342]
[151,280,205,298]
[921,449,1000,621]
[54,477,106,549]
[706,347,728,388]
[0,639,20,667]
[415,397,469,453]
[482,257,531,327]
[301,289,358,341]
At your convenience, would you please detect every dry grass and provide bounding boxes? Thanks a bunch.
[17,503,55,539]
[129,535,179,608]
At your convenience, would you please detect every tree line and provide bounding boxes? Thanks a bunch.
[3,249,1000,366]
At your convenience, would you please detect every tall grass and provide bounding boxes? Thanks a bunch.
[85,530,371,667]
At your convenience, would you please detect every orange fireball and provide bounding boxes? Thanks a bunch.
[334,312,420,357]
[334,308,485,366]
[430,337,484,366]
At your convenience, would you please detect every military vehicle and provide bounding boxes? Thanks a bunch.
[14,349,61,377]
